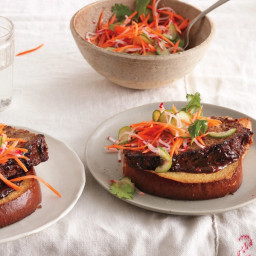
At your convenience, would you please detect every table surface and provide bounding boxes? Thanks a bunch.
[1,0,256,255]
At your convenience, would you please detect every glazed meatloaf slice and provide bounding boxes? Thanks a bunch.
[0,126,49,188]
[124,117,253,173]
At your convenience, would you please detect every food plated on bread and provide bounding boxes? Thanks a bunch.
[107,93,253,200]
[0,124,60,228]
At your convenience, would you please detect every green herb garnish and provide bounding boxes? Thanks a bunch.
[112,4,133,20]
[136,0,151,17]
[183,92,201,114]
[110,177,135,199]
[188,119,208,141]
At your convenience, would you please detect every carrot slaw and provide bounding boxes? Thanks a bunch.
[86,0,189,55]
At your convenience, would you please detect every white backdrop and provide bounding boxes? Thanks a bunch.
[0,0,256,255]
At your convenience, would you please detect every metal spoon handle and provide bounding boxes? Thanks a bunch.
[184,0,230,49]
[190,0,230,28]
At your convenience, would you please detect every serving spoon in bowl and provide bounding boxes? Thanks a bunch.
[183,0,230,49]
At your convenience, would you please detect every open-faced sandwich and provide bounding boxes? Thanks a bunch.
[0,124,60,228]
[107,93,253,200]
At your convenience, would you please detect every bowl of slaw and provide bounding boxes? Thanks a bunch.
[70,0,214,89]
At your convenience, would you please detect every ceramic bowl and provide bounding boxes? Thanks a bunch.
[70,0,214,89]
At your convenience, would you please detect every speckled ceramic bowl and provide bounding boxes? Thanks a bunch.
[70,0,214,89]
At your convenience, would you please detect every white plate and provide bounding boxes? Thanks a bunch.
[0,127,85,243]
[85,102,256,215]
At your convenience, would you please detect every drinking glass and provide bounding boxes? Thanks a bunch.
[0,17,14,111]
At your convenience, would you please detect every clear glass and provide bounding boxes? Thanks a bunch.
[0,17,14,111]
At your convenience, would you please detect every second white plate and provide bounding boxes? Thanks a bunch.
[0,128,85,243]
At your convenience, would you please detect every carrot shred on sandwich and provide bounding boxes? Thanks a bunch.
[10,176,61,198]
[106,100,223,166]
[0,124,61,197]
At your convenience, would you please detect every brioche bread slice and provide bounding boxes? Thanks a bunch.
[123,158,242,200]
[0,167,42,228]
[123,118,253,200]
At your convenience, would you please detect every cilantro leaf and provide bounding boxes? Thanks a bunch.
[183,92,201,114]
[136,0,151,17]
[112,4,133,20]
[188,119,208,139]
[110,177,135,199]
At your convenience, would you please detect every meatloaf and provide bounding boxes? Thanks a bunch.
[124,117,253,173]
[0,126,49,194]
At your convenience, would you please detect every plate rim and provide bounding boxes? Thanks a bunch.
[85,101,256,216]
[0,125,85,244]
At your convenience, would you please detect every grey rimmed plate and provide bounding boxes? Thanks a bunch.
[85,102,256,215]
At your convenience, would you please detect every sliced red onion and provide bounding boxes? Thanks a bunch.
[158,40,164,50]
[158,25,168,32]
[158,7,176,13]
[9,152,22,157]
[107,148,119,153]
[118,149,122,162]
[155,0,161,15]
[193,138,205,149]
[114,39,128,48]
[107,136,118,144]
[120,131,145,142]
[159,102,165,113]
[169,47,184,53]
[124,15,131,26]
[126,47,142,53]
[182,138,188,148]
[158,138,171,148]
[142,29,151,38]
[147,143,160,154]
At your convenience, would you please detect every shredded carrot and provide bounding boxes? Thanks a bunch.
[10,175,61,198]
[109,13,116,25]
[197,136,205,146]
[14,157,29,172]
[16,44,44,57]
[97,10,104,30]
[0,173,20,191]
[170,138,183,158]
[129,11,138,20]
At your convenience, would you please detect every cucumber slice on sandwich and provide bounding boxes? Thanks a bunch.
[152,110,161,121]
[176,111,192,125]
[208,128,236,138]
[155,147,172,173]
[118,126,132,145]
[159,109,175,123]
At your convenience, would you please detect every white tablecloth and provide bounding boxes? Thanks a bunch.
[1,0,256,255]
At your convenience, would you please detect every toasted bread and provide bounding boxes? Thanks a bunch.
[0,168,42,228]
[123,118,253,200]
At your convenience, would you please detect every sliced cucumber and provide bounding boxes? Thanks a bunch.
[159,109,174,123]
[155,147,172,173]
[118,126,132,144]
[177,38,185,49]
[156,43,169,55]
[145,51,156,56]
[152,110,161,121]
[105,47,115,51]
[140,33,153,44]
[168,23,178,41]
[176,111,192,126]
[208,128,236,138]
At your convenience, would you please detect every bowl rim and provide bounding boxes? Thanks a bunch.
[70,0,215,61]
